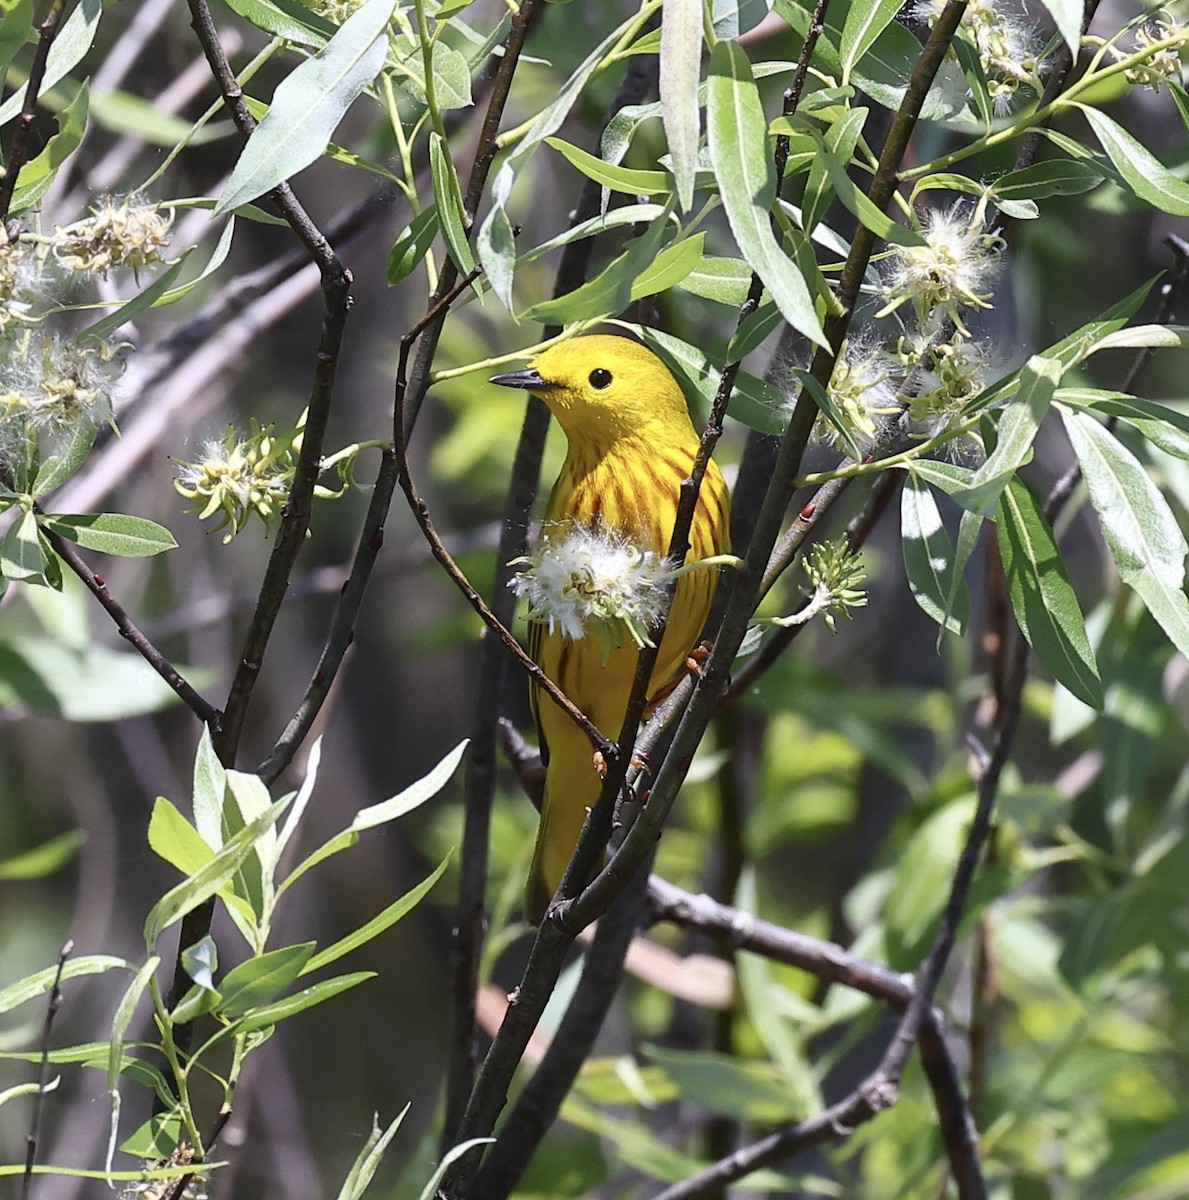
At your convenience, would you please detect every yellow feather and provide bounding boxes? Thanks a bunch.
[493,335,731,922]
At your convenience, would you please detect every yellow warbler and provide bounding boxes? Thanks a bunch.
[492,335,731,922]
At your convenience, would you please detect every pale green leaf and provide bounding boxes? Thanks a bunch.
[215,0,397,214]
[350,740,467,831]
[1076,103,1189,217]
[217,943,316,1019]
[660,0,702,210]
[707,41,827,348]
[1059,408,1189,658]
[901,470,968,635]
[0,956,131,1016]
[38,513,177,557]
[0,0,102,125]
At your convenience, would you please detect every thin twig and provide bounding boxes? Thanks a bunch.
[22,940,73,1200]
[43,527,221,726]
[0,0,66,226]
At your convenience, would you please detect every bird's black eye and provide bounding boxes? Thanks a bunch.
[588,368,613,389]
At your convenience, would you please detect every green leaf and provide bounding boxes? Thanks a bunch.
[1062,388,1189,459]
[805,121,924,246]
[476,9,642,308]
[217,943,316,1019]
[0,831,83,880]
[643,1043,802,1123]
[302,853,451,974]
[9,81,89,216]
[1075,103,1189,217]
[0,0,34,90]
[544,136,671,195]
[901,470,969,635]
[660,0,702,210]
[78,252,193,342]
[2,508,50,583]
[32,421,101,498]
[0,956,130,1016]
[38,513,177,557]
[215,0,397,214]
[674,255,752,305]
[120,1112,183,1160]
[350,740,467,831]
[1059,408,1189,659]
[428,132,474,275]
[802,106,866,237]
[386,205,440,285]
[107,957,159,1092]
[335,1108,410,1200]
[0,0,102,126]
[143,796,290,947]
[1038,0,1083,55]
[629,234,706,302]
[221,0,335,45]
[148,797,215,877]
[192,725,226,851]
[992,158,1106,202]
[951,355,1062,514]
[231,971,375,1034]
[712,0,774,38]
[996,478,1103,709]
[840,0,906,83]
[707,40,827,348]
[154,217,238,306]
[726,299,782,363]
[415,1138,496,1200]
[523,208,674,324]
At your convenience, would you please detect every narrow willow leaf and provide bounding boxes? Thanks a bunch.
[415,1138,496,1200]
[545,137,670,195]
[726,300,781,362]
[630,234,706,302]
[802,107,867,236]
[351,740,467,831]
[1038,0,1083,55]
[519,204,670,265]
[1060,408,1189,658]
[217,943,316,1019]
[992,158,1105,201]
[807,124,924,246]
[231,971,375,1034]
[477,10,642,309]
[147,797,215,877]
[952,355,1062,515]
[524,209,673,324]
[38,513,177,557]
[1061,388,1189,459]
[0,956,131,1016]
[222,0,335,46]
[10,81,89,215]
[143,796,290,947]
[302,853,451,974]
[840,0,907,83]
[997,478,1103,709]
[79,252,193,341]
[902,471,968,634]
[1076,104,1189,217]
[335,1107,410,1200]
[215,0,397,214]
[0,831,84,881]
[0,0,33,89]
[429,132,474,275]
[660,0,702,210]
[0,0,102,125]
[32,422,100,499]
[707,41,827,348]
[387,205,440,285]
[951,33,993,128]
[192,725,226,851]
[2,509,48,582]
[107,958,159,1092]
[675,255,752,305]
[155,217,237,306]
[712,0,774,37]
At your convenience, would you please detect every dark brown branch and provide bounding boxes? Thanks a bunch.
[0,0,65,226]
[21,940,72,1200]
[44,528,221,726]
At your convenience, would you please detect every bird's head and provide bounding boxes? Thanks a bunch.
[490,335,693,451]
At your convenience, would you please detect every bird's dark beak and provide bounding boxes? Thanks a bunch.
[489,366,556,391]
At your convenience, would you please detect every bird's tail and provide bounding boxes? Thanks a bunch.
[525,751,600,924]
